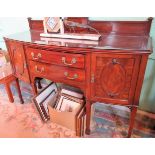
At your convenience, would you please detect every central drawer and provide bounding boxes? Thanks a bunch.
[26,47,85,69]
[29,61,85,84]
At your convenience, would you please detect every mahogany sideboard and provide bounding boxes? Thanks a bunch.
[4,17,153,137]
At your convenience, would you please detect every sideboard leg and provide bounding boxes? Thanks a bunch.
[127,106,137,138]
[85,100,91,135]
[5,83,14,103]
[31,82,37,95]
[15,78,24,104]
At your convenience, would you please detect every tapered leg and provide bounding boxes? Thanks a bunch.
[15,78,24,104]
[5,83,14,103]
[85,100,91,135]
[127,106,137,138]
[31,82,37,95]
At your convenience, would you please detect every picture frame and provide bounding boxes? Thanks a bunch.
[43,17,60,33]
[60,97,81,112]
[33,82,58,122]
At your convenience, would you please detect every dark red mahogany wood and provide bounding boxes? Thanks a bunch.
[28,17,44,31]
[4,17,153,138]
[27,17,153,35]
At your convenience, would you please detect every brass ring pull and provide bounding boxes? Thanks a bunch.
[64,72,78,80]
[31,52,42,60]
[62,57,77,66]
[112,58,120,65]
[35,65,44,73]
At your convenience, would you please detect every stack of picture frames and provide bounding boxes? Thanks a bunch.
[33,82,86,137]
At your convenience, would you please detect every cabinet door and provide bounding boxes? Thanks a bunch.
[7,40,30,83]
[91,53,141,105]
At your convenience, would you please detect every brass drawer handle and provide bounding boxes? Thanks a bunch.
[31,52,42,60]
[62,57,77,66]
[35,65,44,73]
[64,72,78,80]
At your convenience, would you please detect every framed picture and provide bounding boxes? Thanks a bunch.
[60,97,81,112]
[55,93,82,112]
[43,17,60,33]
[33,82,58,122]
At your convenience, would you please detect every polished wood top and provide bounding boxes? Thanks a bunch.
[4,30,152,53]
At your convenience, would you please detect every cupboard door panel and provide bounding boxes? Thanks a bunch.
[8,40,30,83]
[91,53,140,105]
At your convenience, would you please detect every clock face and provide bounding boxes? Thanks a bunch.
[44,17,60,33]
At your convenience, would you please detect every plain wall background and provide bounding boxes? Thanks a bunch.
[0,18,29,49]
[0,17,155,113]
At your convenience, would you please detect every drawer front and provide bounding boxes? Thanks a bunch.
[29,61,85,83]
[26,47,85,69]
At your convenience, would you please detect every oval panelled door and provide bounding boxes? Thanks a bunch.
[91,54,136,101]
[100,58,126,98]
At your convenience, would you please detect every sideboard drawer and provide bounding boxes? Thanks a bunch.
[26,47,85,69]
[29,61,85,83]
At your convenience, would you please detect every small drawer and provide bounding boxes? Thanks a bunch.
[29,61,85,83]
[26,47,85,69]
